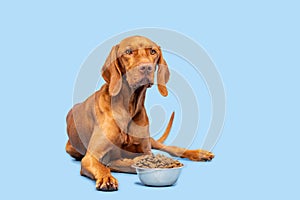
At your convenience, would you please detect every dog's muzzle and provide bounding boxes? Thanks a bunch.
[130,64,155,89]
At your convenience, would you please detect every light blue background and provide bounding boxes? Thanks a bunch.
[0,0,299,199]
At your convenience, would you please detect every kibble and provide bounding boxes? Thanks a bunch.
[135,154,183,168]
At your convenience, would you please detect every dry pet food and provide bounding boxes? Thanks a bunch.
[135,154,184,168]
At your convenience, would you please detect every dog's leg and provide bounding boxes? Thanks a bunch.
[65,140,84,160]
[81,151,118,191]
[150,138,214,161]
[80,125,121,191]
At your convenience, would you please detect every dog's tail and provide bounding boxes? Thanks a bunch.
[157,112,175,143]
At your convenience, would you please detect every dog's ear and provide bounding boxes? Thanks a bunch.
[157,47,170,97]
[101,45,122,96]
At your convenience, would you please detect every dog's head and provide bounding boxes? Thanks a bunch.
[101,36,170,96]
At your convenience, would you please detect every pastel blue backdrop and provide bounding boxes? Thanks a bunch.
[0,1,299,199]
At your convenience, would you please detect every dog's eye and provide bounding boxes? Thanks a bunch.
[125,49,133,55]
[150,49,157,55]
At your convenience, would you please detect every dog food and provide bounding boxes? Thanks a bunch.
[134,154,183,168]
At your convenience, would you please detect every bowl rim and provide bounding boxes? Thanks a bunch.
[131,164,185,171]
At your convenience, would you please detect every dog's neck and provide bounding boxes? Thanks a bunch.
[128,85,147,116]
[112,78,148,117]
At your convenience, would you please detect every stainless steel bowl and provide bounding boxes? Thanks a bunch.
[132,165,184,186]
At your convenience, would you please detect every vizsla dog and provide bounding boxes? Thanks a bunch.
[65,36,214,191]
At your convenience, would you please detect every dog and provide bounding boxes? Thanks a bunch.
[65,36,214,191]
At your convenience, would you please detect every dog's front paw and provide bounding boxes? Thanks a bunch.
[187,149,214,162]
[96,175,118,191]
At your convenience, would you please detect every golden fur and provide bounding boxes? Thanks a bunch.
[65,36,214,191]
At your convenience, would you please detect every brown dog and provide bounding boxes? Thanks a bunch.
[65,36,214,191]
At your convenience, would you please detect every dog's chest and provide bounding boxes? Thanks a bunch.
[121,133,146,153]
[123,133,140,145]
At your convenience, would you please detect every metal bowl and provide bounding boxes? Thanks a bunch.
[132,165,184,186]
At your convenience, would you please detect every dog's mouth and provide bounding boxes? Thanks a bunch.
[132,78,153,89]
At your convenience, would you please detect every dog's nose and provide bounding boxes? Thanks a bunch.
[139,65,153,74]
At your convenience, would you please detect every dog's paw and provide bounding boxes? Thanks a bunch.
[96,175,118,191]
[188,149,214,162]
